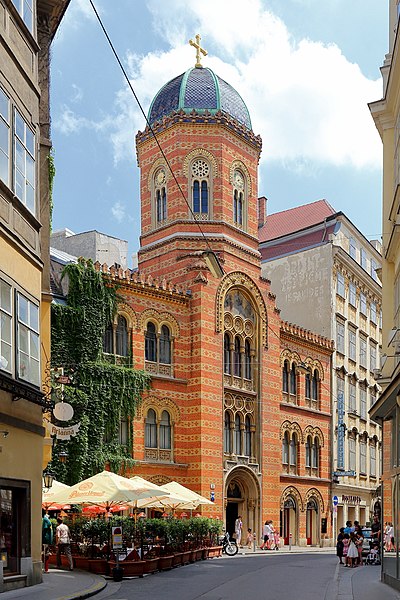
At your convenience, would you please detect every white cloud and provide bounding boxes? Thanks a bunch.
[111,201,126,223]
[71,83,83,103]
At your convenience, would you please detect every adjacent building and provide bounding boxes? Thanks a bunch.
[259,200,382,530]
[0,0,69,591]
[369,0,400,590]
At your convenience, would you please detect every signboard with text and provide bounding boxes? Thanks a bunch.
[337,391,345,470]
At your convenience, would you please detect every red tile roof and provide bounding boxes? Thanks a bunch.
[258,199,336,243]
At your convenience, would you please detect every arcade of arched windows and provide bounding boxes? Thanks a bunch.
[280,422,324,478]
[144,321,173,377]
[281,353,323,410]
[223,404,255,460]
[103,307,137,365]
[144,407,173,463]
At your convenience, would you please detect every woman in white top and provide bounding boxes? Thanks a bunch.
[260,520,273,550]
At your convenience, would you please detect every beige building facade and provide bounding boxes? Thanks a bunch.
[259,202,382,531]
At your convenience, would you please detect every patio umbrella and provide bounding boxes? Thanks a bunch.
[160,481,213,508]
[135,489,198,512]
[48,470,168,510]
[42,480,71,511]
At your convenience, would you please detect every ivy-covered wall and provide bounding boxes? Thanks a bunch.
[50,258,151,484]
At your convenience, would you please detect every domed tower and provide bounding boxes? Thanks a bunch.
[136,36,262,282]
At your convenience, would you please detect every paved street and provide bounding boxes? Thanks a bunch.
[92,552,400,600]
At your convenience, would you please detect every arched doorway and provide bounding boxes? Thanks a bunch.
[306,498,319,546]
[281,496,297,545]
[225,467,260,544]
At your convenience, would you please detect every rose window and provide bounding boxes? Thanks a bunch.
[192,160,209,178]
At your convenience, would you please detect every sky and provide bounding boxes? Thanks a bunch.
[50,0,388,265]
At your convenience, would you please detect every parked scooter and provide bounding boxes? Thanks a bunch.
[220,531,239,556]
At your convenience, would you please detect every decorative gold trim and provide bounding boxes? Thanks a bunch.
[139,308,180,337]
[280,486,304,512]
[148,474,173,485]
[136,396,180,423]
[115,302,138,330]
[182,148,218,178]
[303,425,324,447]
[229,160,252,197]
[280,420,304,442]
[305,488,324,513]
[147,158,170,192]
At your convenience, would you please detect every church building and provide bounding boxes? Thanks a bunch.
[57,38,335,546]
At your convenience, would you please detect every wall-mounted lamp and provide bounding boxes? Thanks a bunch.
[58,450,68,464]
[43,471,55,490]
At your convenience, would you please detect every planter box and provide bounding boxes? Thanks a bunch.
[195,549,203,561]
[73,556,90,571]
[109,560,145,578]
[181,550,191,565]
[189,550,197,563]
[172,553,183,567]
[158,555,174,571]
[143,557,159,574]
[202,548,209,560]
[208,546,223,558]
[88,559,108,575]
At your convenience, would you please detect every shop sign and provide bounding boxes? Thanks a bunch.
[47,422,81,440]
[341,495,361,504]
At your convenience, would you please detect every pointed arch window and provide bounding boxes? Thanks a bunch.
[116,316,128,357]
[191,158,210,219]
[282,360,289,394]
[224,412,232,454]
[233,169,246,228]
[282,431,289,465]
[244,339,252,380]
[145,322,157,362]
[290,364,297,396]
[224,333,231,374]
[311,370,319,406]
[234,336,242,377]
[103,322,113,354]
[159,325,171,364]
[305,436,312,468]
[305,372,311,399]
[234,414,242,455]
[154,168,167,224]
[159,410,171,449]
[145,409,157,448]
[289,433,297,468]
[244,415,252,457]
[312,437,319,471]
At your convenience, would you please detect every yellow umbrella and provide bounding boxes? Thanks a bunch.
[42,480,71,511]
[160,481,213,507]
[136,490,198,512]
[48,471,168,510]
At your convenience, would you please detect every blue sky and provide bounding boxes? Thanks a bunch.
[51,0,388,265]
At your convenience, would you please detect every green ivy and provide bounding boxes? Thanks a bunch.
[48,149,56,232]
[50,259,151,484]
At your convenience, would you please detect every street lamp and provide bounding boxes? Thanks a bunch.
[58,450,68,464]
[43,471,55,490]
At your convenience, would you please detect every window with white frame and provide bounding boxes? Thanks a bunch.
[337,272,345,298]
[349,436,356,472]
[359,336,367,368]
[349,238,357,260]
[0,279,12,373]
[349,380,356,412]
[360,387,367,420]
[282,431,289,465]
[233,169,246,228]
[360,292,367,316]
[349,328,356,362]
[336,320,345,354]
[12,0,33,33]
[360,439,367,474]
[154,168,167,224]
[370,343,377,372]
[371,259,378,281]
[349,282,357,307]
[191,158,210,219]
[360,248,368,271]
[14,110,35,213]
[370,444,376,477]
[17,292,39,387]
[370,301,377,324]
[0,88,10,187]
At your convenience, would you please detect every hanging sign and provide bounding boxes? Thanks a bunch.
[337,391,345,470]
[47,422,81,440]
[112,527,123,549]
[53,402,74,422]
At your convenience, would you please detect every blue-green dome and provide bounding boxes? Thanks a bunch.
[148,67,252,130]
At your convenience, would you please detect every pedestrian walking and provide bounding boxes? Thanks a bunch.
[234,515,243,546]
[346,532,359,568]
[246,528,253,549]
[56,517,73,571]
[336,527,345,564]
[343,533,350,565]
[260,520,273,550]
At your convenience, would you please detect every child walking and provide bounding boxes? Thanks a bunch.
[246,528,253,549]
[346,532,359,567]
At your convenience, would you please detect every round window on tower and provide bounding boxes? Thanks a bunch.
[192,160,209,178]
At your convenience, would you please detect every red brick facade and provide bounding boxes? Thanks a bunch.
[98,79,334,545]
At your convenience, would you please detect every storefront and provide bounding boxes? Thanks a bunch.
[0,480,31,577]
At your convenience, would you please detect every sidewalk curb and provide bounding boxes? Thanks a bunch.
[54,578,107,600]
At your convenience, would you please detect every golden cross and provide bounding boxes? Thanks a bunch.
[189,34,207,68]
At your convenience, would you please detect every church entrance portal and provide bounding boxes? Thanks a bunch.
[226,502,239,539]
[224,467,260,545]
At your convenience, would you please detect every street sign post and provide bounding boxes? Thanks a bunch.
[332,495,338,506]
[332,471,356,477]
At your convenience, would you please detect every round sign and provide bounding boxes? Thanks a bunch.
[53,402,74,422]
[332,495,339,506]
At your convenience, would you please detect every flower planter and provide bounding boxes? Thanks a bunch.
[158,555,174,571]
[73,556,90,571]
[143,557,159,574]
[108,560,145,578]
[208,546,223,558]
[88,559,108,574]
[201,548,209,560]
[172,552,183,567]
[181,550,191,565]
[195,549,203,561]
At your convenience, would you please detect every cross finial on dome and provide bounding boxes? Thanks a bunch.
[189,34,207,68]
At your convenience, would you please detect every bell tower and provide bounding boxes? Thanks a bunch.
[136,38,263,286]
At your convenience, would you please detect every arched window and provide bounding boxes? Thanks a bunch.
[289,433,297,468]
[234,414,242,455]
[244,415,252,457]
[159,410,171,449]
[233,170,245,227]
[224,412,232,453]
[234,336,242,377]
[116,316,128,356]
[305,372,311,399]
[191,159,210,218]
[305,436,312,468]
[312,437,319,471]
[103,322,113,354]
[290,364,297,396]
[145,409,157,448]
[224,333,231,374]
[154,168,167,224]
[311,370,319,405]
[145,322,157,362]
[282,360,289,393]
[159,325,171,364]
[282,431,289,465]
[244,339,251,380]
